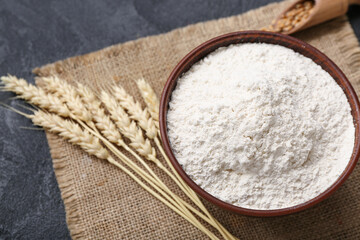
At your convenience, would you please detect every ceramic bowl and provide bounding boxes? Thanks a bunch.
[159,31,360,217]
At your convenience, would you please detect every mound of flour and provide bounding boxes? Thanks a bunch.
[167,43,355,210]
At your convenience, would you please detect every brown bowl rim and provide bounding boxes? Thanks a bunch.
[159,30,360,217]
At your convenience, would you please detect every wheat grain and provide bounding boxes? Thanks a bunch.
[1,75,70,117]
[76,83,99,106]
[41,76,92,123]
[136,78,160,129]
[114,85,157,139]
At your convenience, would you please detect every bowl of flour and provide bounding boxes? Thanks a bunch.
[160,31,360,216]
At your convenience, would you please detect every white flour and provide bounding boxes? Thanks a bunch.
[167,43,355,210]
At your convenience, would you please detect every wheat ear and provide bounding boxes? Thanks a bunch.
[0,75,70,117]
[77,83,168,182]
[32,110,108,159]
[114,85,157,139]
[136,78,159,128]
[28,110,217,239]
[40,76,92,123]
[100,90,157,160]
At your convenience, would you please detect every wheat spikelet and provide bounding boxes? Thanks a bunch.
[136,78,159,128]
[101,90,156,160]
[41,76,92,123]
[0,75,70,117]
[76,83,98,106]
[114,85,157,139]
[31,110,109,160]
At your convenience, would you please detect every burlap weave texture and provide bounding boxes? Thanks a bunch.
[33,1,360,239]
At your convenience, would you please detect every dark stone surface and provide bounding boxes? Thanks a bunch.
[0,0,359,239]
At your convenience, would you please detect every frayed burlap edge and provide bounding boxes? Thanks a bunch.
[34,76,86,238]
[44,134,85,239]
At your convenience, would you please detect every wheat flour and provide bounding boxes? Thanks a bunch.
[167,43,355,210]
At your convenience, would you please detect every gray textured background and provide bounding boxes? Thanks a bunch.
[0,0,360,239]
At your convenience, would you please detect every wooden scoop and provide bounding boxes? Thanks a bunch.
[277,0,360,35]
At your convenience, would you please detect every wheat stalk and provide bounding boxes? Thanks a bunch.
[136,78,160,128]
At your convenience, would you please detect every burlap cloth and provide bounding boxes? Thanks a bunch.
[33,0,360,239]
